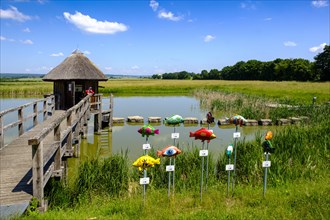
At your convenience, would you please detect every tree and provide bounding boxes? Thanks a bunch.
[313,45,330,81]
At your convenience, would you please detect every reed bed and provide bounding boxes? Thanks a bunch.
[193,89,322,121]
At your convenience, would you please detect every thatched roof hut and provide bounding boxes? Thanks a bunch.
[43,50,108,110]
[43,49,107,81]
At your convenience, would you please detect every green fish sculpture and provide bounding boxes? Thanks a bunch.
[164,114,184,125]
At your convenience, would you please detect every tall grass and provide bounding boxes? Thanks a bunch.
[45,152,129,209]
[194,89,322,121]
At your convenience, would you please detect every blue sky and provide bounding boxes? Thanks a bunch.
[0,0,329,75]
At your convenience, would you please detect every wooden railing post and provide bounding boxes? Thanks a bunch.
[0,115,4,149]
[33,102,38,127]
[109,94,113,132]
[18,107,23,136]
[54,124,61,176]
[43,99,47,121]
[32,141,44,209]
[66,112,73,156]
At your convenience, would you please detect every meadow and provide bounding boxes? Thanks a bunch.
[1,79,329,105]
[2,79,329,219]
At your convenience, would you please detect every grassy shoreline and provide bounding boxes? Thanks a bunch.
[1,79,329,104]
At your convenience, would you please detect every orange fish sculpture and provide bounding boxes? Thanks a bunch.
[189,128,216,143]
[157,146,182,158]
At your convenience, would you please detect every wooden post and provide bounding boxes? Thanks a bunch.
[54,124,61,175]
[0,115,4,149]
[18,107,23,136]
[74,107,81,158]
[66,112,72,156]
[43,99,47,121]
[33,102,38,127]
[32,141,44,209]
[109,94,113,132]
[51,95,55,115]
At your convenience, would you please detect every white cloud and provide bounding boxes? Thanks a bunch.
[284,41,297,47]
[309,43,327,52]
[22,27,30,32]
[50,52,64,57]
[0,6,31,22]
[204,35,215,42]
[264,17,272,21]
[20,39,33,44]
[63,11,128,34]
[0,36,6,40]
[158,10,182,21]
[311,0,328,8]
[83,50,91,55]
[105,67,112,71]
[149,0,159,11]
[241,1,257,10]
[131,65,140,70]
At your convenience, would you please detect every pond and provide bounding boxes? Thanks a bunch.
[0,96,271,164]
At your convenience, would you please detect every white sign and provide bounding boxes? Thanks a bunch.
[262,161,271,168]
[171,133,179,139]
[166,165,175,172]
[199,150,208,157]
[233,132,241,138]
[142,144,151,150]
[139,177,150,185]
[226,164,234,171]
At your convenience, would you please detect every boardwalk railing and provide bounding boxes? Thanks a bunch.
[0,95,55,149]
[28,94,92,210]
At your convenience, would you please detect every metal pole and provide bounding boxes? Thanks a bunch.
[200,141,205,201]
[168,157,172,198]
[205,123,210,191]
[227,157,231,197]
[173,126,176,195]
[263,153,269,198]
[232,125,238,195]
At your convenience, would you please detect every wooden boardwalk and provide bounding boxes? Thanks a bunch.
[0,111,64,216]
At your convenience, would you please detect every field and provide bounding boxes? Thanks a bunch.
[1,79,329,104]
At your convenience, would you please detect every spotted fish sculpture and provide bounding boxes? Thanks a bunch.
[189,128,216,143]
[132,155,161,171]
[164,115,184,125]
[262,131,275,153]
[227,115,247,126]
[157,145,182,158]
[138,124,160,137]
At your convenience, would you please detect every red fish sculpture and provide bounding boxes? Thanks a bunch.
[189,128,216,143]
[157,146,182,158]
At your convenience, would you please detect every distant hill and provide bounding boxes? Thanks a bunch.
[0,73,44,78]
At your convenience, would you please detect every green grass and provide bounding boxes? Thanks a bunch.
[1,79,329,104]
[17,176,330,219]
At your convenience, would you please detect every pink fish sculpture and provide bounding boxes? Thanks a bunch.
[138,124,160,137]
[189,128,216,143]
[157,146,182,158]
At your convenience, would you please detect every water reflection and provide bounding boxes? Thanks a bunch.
[78,96,270,162]
[1,96,271,162]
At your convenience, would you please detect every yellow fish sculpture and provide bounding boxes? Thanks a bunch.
[132,155,160,171]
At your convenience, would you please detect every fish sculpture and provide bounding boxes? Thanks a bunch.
[189,128,216,143]
[227,115,247,126]
[157,145,182,158]
[132,155,161,171]
[206,112,215,124]
[138,124,160,137]
[164,115,184,125]
[226,144,234,157]
[262,131,275,153]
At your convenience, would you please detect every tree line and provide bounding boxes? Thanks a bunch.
[151,45,329,81]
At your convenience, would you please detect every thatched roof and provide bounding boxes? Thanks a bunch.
[43,50,108,81]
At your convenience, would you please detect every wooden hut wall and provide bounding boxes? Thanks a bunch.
[54,81,65,110]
